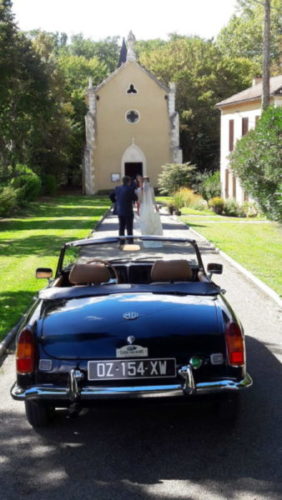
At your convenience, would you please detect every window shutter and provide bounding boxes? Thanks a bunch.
[242,117,249,136]
[229,120,234,151]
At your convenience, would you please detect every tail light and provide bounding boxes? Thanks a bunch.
[225,321,245,366]
[16,327,36,374]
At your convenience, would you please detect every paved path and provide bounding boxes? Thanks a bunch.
[0,209,281,500]
[95,210,282,380]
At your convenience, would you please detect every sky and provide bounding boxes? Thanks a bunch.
[12,0,238,42]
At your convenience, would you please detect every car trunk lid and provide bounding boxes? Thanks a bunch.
[39,292,225,360]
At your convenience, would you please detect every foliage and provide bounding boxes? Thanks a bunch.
[208,197,225,214]
[0,195,110,338]
[0,2,51,174]
[198,171,221,200]
[0,9,73,186]
[216,0,282,73]
[172,191,186,210]
[172,187,206,211]
[223,199,245,217]
[139,36,258,172]
[157,163,196,195]
[190,198,208,211]
[41,174,57,196]
[67,34,120,73]
[56,53,108,184]
[230,106,282,221]
[0,184,18,216]
[11,164,41,204]
[180,212,282,296]
[1,1,279,191]
[242,201,259,217]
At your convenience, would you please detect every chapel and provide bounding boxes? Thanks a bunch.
[83,32,182,194]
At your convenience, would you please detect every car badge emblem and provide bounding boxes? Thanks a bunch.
[127,335,136,345]
[123,312,139,321]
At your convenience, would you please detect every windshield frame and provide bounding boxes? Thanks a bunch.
[55,236,205,277]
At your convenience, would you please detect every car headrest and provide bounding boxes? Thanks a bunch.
[150,260,193,282]
[69,263,111,285]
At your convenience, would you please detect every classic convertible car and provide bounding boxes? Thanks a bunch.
[11,236,252,427]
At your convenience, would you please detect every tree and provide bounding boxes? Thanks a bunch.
[157,163,196,195]
[0,1,53,178]
[68,34,120,73]
[57,53,108,183]
[262,0,271,109]
[230,106,282,221]
[24,31,74,182]
[216,0,282,74]
[139,36,258,172]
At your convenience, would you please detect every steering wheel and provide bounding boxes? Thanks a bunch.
[86,258,118,282]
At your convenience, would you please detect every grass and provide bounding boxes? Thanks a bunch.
[179,208,282,297]
[1,195,281,339]
[0,195,110,340]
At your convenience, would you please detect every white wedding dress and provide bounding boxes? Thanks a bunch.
[136,182,163,247]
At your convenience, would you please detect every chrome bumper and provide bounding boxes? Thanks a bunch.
[11,366,253,402]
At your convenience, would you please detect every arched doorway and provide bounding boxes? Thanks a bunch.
[121,143,146,179]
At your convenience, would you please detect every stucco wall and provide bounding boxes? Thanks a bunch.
[219,96,282,204]
[92,62,171,191]
[220,101,261,203]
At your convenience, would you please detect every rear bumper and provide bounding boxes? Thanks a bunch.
[11,366,253,402]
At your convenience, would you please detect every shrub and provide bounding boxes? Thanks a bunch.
[208,196,225,214]
[173,188,193,209]
[172,187,207,211]
[172,191,185,210]
[230,106,282,221]
[223,199,245,217]
[158,163,196,195]
[242,201,259,218]
[41,174,57,196]
[190,197,208,211]
[0,185,18,217]
[198,171,221,201]
[11,164,41,205]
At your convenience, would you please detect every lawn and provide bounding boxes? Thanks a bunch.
[1,196,281,340]
[179,208,282,298]
[0,195,110,340]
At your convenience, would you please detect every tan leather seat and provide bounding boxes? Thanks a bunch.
[150,260,193,282]
[69,263,111,285]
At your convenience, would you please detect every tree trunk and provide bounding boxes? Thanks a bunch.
[262,0,271,110]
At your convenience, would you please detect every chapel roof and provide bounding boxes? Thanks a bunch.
[94,32,170,93]
[216,75,282,108]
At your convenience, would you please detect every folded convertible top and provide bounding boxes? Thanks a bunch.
[39,282,221,300]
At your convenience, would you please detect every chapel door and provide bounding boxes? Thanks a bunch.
[124,162,143,179]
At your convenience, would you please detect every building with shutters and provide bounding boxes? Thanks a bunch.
[216,75,282,204]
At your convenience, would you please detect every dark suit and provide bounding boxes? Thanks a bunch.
[110,185,137,238]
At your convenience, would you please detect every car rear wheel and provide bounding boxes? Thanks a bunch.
[25,400,55,428]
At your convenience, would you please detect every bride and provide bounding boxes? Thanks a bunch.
[136,176,163,245]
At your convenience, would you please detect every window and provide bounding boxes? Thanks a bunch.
[127,84,137,94]
[229,120,234,152]
[242,117,249,136]
[126,110,140,123]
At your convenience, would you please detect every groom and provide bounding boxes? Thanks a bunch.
[109,176,137,240]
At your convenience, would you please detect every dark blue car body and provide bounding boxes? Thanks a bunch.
[11,236,252,427]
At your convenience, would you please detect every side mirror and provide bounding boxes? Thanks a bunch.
[207,263,223,276]
[36,268,53,279]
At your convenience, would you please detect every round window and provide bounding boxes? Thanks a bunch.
[126,110,140,123]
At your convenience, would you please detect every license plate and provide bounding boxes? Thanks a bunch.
[88,358,176,381]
